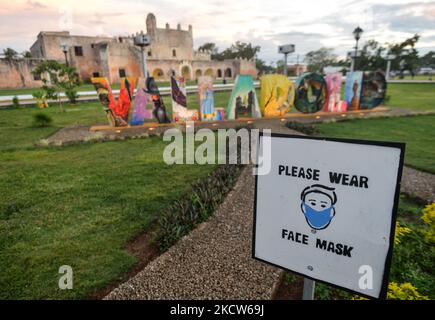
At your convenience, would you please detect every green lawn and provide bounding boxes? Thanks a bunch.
[315,115,435,173]
[0,138,216,299]
[385,83,435,111]
[391,75,435,81]
[0,84,100,97]
[0,90,231,299]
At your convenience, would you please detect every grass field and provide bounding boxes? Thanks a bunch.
[0,138,216,299]
[391,75,435,81]
[0,90,230,299]
[314,115,435,174]
[384,83,435,111]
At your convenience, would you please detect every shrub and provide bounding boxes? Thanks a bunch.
[285,121,319,135]
[154,163,242,252]
[65,88,79,104]
[352,282,429,300]
[421,203,435,244]
[33,112,53,127]
[32,91,49,108]
[387,282,429,300]
[394,221,412,245]
[12,96,20,108]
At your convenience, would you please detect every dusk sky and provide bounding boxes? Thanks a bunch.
[1,0,435,64]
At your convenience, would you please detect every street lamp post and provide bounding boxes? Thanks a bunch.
[352,26,363,71]
[60,43,69,66]
[133,31,151,78]
[386,54,395,80]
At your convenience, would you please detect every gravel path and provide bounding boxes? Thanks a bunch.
[105,166,282,299]
[402,166,435,203]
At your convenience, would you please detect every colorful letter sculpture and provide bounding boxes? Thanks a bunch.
[294,72,327,113]
[260,74,295,117]
[91,77,136,127]
[344,71,363,111]
[130,77,154,126]
[324,73,343,112]
[198,76,216,121]
[171,76,198,122]
[146,77,171,124]
[360,71,387,109]
[226,75,261,120]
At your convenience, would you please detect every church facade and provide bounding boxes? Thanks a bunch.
[15,13,257,87]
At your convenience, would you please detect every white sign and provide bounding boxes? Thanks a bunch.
[278,44,295,54]
[253,134,405,299]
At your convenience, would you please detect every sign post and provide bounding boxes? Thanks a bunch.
[253,133,405,299]
[302,278,315,300]
[278,44,295,77]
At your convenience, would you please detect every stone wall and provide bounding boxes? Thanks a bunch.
[106,42,143,83]
[30,31,114,61]
[146,13,194,61]
[0,58,44,88]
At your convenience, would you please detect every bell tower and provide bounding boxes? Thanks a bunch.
[146,13,156,38]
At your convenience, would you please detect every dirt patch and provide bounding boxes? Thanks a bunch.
[273,274,304,300]
[87,226,160,300]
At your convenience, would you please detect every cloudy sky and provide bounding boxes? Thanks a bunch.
[1,0,435,64]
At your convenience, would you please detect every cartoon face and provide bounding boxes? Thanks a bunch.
[300,185,337,230]
[304,192,332,211]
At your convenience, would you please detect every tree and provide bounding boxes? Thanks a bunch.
[420,51,435,69]
[256,59,276,75]
[32,60,82,110]
[213,41,260,61]
[388,34,420,78]
[304,47,337,73]
[198,42,218,54]
[3,48,18,60]
[22,51,32,58]
[356,40,387,71]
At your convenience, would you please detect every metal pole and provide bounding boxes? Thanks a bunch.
[63,51,69,67]
[284,53,288,77]
[302,278,315,300]
[140,47,148,78]
[350,57,355,73]
[354,39,359,71]
[386,60,391,80]
[296,54,300,77]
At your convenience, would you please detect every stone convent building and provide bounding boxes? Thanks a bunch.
[0,13,257,88]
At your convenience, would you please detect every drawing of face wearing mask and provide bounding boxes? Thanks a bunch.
[300,184,337,230]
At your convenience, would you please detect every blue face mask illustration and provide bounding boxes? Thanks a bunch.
[302,202,335,230]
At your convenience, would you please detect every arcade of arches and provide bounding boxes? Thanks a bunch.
[151,66,233,81]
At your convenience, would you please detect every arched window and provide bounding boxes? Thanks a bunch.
[172,49,177,57]
[195,69,202,79]
[181,66,191,80]
[152,68,164,80]
[225,68,232,78]
[217,69,223,78]
[204,68,213,77]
